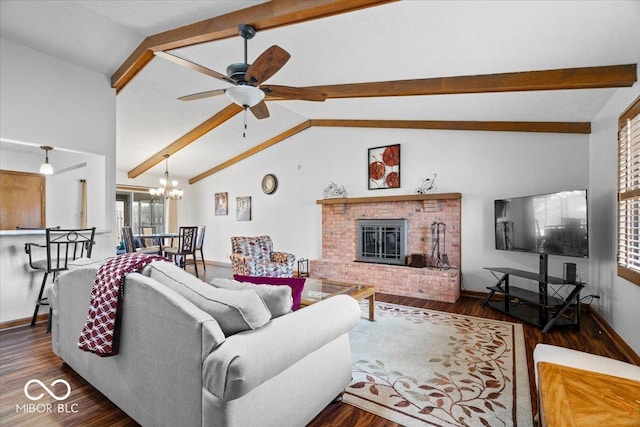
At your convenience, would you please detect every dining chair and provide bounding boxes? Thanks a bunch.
[196,225,206,271]
[139,225,160,247]
[25,227,96,330]
[121,226,160,254]
[164,226,199,277]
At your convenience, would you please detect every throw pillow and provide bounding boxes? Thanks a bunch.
[145,261,271,336]
[211,278,292,318]
[233,275,306,311]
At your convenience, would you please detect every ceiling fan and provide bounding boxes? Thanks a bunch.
[155,24,327,123]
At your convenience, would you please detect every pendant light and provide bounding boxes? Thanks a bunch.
[39,146,54,175]
[149,154,183,200]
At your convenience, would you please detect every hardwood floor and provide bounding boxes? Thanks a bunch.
[1,265,637,426]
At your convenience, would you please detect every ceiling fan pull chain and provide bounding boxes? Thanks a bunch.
[243,107,248,138]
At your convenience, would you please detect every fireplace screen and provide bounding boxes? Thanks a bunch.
[357,219,407,265]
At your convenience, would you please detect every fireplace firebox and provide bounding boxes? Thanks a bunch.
[357,219,407,265]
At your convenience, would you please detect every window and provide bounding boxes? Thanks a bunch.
[115,187,165,241]
[617,95,640,286]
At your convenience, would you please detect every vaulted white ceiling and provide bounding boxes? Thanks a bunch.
[2,0,639,181]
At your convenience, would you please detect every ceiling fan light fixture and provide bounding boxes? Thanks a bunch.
[39,146,54,175]
[226,85,264,108]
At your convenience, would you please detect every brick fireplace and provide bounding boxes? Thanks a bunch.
[310,194,461,302]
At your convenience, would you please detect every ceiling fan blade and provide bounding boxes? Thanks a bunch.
[178,89,227,101]
[154,51,236,85]
[245,45,291,86]
[249,101,270,119]
[262,85,327,102]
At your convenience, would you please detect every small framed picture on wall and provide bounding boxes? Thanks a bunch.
[236,196,251,221]
[215,192,228,215]
[368,144,400,189]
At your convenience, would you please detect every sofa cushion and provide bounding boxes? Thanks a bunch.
[145,262,271,336]
[211,278,292,318]
[233,275,306,311]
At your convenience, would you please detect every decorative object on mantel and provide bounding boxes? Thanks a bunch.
[416,173,438,194]
[39,146,54,175]
[323,181,348,199]
[368,144,400,190]
[215,192,228,215]
[149,154,183,200]
[236,196,251,221]
[431,221,450,270]
[261,173,278,195]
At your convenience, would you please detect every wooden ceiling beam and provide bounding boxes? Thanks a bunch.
[310,119,591,134]
[303,64,637,98]
[111,0,397,93]
[187,117,590,183]
[127,103,243,179]
[189,120,311,184]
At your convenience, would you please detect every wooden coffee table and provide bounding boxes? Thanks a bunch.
[538,362,640,427]
[300,279,375,321]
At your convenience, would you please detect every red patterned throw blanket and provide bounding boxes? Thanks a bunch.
[78,253,167,357]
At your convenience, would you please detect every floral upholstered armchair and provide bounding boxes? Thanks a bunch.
[230,235,295,277]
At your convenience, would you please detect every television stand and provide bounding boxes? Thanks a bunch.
[481,262,584,333]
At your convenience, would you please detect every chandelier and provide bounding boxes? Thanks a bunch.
[149,154,183,200]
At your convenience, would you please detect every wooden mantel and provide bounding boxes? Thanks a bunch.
[316,193,461,205]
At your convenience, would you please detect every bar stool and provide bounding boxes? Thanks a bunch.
[25,227,96,331]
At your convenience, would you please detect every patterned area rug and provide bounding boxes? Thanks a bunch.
[345,302,533,427]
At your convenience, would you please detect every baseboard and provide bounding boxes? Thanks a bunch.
[0,314,47,331]
[461,290,486,299]
[207,260,231,268]
[589,307,640,365]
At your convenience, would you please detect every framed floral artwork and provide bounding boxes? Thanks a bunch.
[236,196,251,221]
[368,144,400,189]
[214,192,228,215]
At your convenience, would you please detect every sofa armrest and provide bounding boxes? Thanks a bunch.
[203,294,361,401]
[271,251,295,265]
[230,253,257,275]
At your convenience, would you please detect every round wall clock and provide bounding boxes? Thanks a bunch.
[261,173,278,194]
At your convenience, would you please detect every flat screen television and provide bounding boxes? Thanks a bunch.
[495,190,588,258]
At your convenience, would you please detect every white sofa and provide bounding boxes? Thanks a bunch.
[49,260,361,427]
[532,344,640,426]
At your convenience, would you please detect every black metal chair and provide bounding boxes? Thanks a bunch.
[25,227,96,330]
[164,226,199,278]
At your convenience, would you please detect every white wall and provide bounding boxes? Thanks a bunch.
[0,147,107,229]
[191,125,590,295]
[0,38,116,323]
[0,37,116,236]
[589,65,640,354]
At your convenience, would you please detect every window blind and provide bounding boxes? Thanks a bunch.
[617,95,640,285]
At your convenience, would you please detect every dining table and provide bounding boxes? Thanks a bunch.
[134,232,179,255]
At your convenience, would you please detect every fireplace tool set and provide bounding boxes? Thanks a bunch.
[431,221,451,270]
